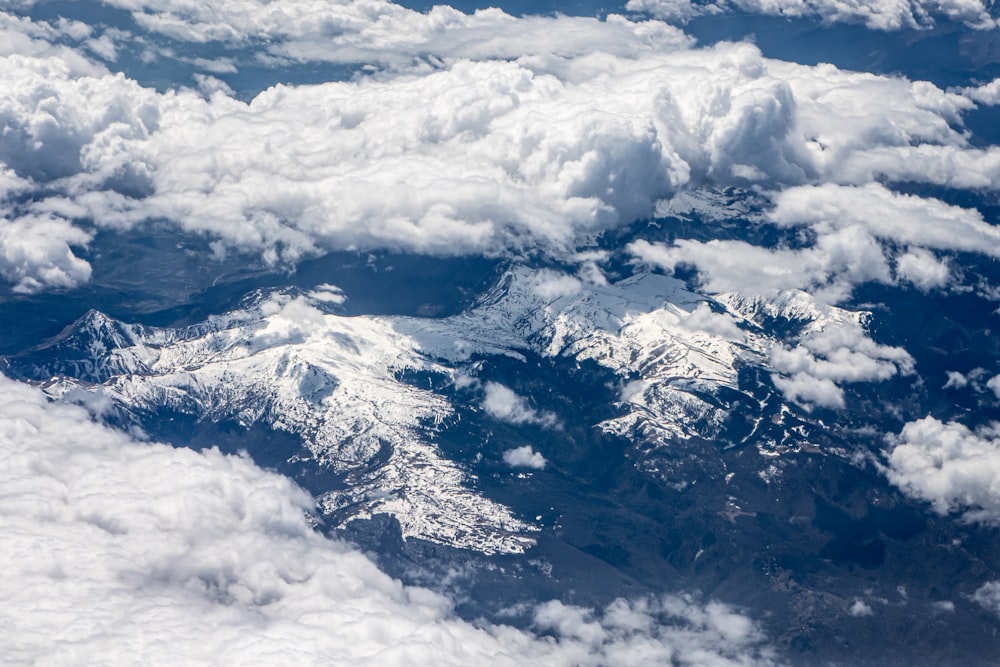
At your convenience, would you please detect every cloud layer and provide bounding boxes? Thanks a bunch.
[117,0,693,64]
[627,0,998,30]
[0,374,777,666]
[1,7,998,292]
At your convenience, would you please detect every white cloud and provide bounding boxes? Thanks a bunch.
[932,600,956,613]
[86,33,118,61]
[972,581,1000,617]
[503,445,547,470]
[192,72,235,97]
[885,417,1000,524]
[679,302,746,339]
[0,5,998,294]
[532,597,775,665]
[941,368,998,394]
[100,1,692,64]
[0,374,777,666]
[832,144,1000,189]
[0,212,93,292]
[483,382,560,429]
[307,282,346,304]
[631,183,995,308]
[848,600,874,617]
[988,375,1000,400]
[627,0,997,30]
[961,78,1000,105]
[0,12,106,75]
[896,248,951,291]
[117,0,691,64]
[769,184,1000,259]
[532,270,584,300]
[0,168,93,294]
[630,226,892,304]
[943,371,969,389]
[771,372,846,410]
[769,316,913,410]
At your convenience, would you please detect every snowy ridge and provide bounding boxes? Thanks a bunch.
[4,264,854,554]
[409,265,767,441]
[716,290,865,334]
[31,291,536,555]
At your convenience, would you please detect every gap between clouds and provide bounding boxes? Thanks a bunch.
[0,373,778,666]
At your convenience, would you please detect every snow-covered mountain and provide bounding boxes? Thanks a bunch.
[4,263,864,554]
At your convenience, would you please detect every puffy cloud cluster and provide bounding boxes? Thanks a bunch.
[630,230,891,304]
[0,4,998,294]
[770,184,1000,260]
[101,0,692,64]
[942,368,1000,396]
[770,320,914,409]
[4,1,996,427]
[0,167,94,292]
[0,210,93,292]
[483,382,560,429]
[630,181,994,407]
[0,11,107,74]
[531,596,775,665]
[989,375,1000,400]
[630,132,999,300]
[0,374,777,666]
[627,0,998,30]
[962,78,1000,105]
[972,581,1000,617]
[504,444,548,469]
[848,599,874,617]
[884,417,1000,524]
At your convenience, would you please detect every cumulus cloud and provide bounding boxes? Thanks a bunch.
[678,302,746,339]
[0,3,998,293]
[884,417,1000,524]
[627,0,997,30]
[0,374,777,666]
[972,581,1000,617]
[307,282,346,304]
[101,0,692,64]
[0,11,106,75]
[988,375,1000,400]
[0,212,93,292]
[769,319,913,409]
[631,183,994,306]
[628,195,971,411]
[192,71,235,97]
[848,600,874,617]
[503,445,547,470]
[961,78,1000,105]
[532,597,776,665]
[896,248,951,291]
[944,371,970,389]
[941,368,998,395]
[532,270,584,300]
[0,166,93,291]
[630,227,892,304]
[769,184,1000,258]
[483,382,560,429]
